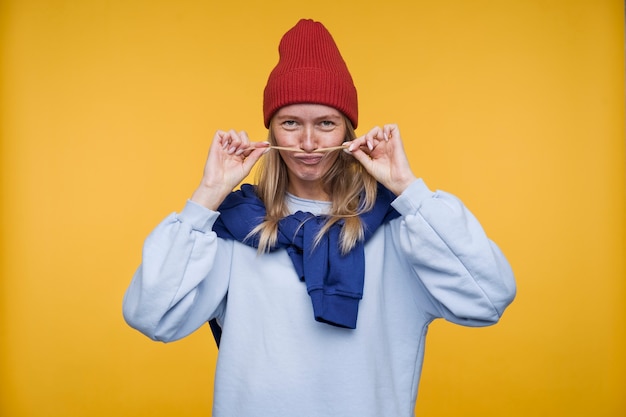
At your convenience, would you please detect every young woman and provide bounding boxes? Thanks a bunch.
[123,19,516,417]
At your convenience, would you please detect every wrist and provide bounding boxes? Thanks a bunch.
[191,183,232,211]
[389,175,418,196]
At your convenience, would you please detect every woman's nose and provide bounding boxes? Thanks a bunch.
[300,127,317,152]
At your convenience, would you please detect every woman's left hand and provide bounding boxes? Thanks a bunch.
[345,124,417,195]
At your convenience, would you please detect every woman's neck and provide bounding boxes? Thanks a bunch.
[287,182,330,201]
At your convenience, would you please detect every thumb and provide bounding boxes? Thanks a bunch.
[242,147,269,173]
[345,145,373,170]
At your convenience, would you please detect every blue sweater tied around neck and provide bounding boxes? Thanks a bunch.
[209,183,399,346]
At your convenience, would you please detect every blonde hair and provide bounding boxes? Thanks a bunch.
[251,117,378,255]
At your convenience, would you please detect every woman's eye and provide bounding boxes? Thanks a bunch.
[320,121,335,129]
[282,120,298,129]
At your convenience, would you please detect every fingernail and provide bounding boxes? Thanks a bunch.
[228,146,236,154]
[367,140,373,151]
[235,149,244,156]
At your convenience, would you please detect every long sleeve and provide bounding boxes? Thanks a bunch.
[123,200,232,342]
[391,179,516,326]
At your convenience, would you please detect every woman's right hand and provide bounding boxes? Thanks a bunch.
[191,130,269,210]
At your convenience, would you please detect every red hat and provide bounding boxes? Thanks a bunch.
[263,19,358,128]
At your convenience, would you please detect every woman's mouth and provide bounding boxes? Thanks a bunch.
[295,154,324,165]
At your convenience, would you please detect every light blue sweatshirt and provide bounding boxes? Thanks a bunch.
[123,179,516,417]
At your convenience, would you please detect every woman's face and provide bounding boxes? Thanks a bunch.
[271,104,347,200]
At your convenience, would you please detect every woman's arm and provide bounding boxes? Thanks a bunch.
[349,124,515,324]
[124,129,269,341]
[391,179,516,325]
[123,201,233,342]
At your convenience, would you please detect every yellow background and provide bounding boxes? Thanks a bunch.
[1,0,624,416]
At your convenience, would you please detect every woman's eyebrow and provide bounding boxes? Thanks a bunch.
[274,114,301,120]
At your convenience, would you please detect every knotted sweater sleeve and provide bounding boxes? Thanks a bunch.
[123,200,232,342]
[391,179,516,326]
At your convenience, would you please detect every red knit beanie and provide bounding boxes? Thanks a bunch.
[263,19,358,129]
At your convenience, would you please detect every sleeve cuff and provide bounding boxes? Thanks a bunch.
[178,199,221,232]
[391,178,436,216]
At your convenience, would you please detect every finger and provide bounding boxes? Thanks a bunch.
[349,126,384,152]
[238,130,251,146]
[383,124,399,142]
[347,144,376,173]
[240,141,270,157]
[226,129,247,154]
[233,131,252,156]
[369,126,381,140]
[366,126,383,150]
[241,146,269,171]
[345,135,374,156]
[347,136,368,153]
[214,130,230,150]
